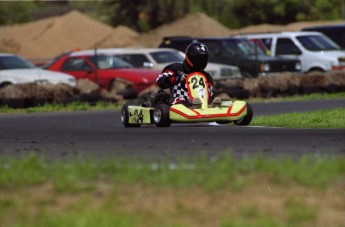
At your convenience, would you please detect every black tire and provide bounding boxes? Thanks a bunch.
[241,71,255,78]
[121,104,141,128]
[216,121,232,124]
[118,87,137,99]
[227,89,249,99]
[234,103,253,126]
[1,98,26,108]
[153,104,171,127]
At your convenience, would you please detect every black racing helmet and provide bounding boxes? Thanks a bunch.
[183,42,209,72]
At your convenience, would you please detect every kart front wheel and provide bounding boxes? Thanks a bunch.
[121,104,141,128]
[216,121,232,124]
[153,104,171,127]
[234,103,253,126]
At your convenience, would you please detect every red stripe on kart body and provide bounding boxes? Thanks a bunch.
[170,104,247,119]
[170,108,199,119]
[227,105,233,115]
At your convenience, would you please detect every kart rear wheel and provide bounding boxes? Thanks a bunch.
[153,104,171,127]
[121,104,141,128]
[234,103,253,126]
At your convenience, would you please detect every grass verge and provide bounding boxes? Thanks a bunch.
[252,107,345,128]
[0,153,344,226]
[0,101,121,114]
[247,92,345,103]
[0,92,344,114]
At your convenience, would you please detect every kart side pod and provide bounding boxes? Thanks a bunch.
[169,100,249,123]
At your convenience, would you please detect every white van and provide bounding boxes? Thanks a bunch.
[242,32,345,72]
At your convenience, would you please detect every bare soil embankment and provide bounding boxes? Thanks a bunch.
[1,10,343,60]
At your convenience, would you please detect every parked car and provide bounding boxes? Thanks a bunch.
[0,53,76,88]
[159,36,302,78]
[242,31,345,72]
[42,50,160,94]
[82,48,243,80]
[302,24,345,49]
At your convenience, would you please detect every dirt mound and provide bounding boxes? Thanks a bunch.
[138,12,233,47]
[232,24,286,35]
[91,25,140,48]
[1,10,344,60]
[285,20,345,31]
[0,10,139,60]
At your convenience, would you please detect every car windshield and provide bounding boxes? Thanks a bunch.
[0,55,36,70]
[222,39,265,56]
[297,35,340,51]
[150,51,184,63]
[87,55,133,69]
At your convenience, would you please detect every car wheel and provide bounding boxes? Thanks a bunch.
[307,68,324,74]
[0,82,12,89]
[121,104,141,128]
[234,104,253,126]
[153,104,171,127]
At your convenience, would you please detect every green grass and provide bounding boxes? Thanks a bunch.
[0,101,121,114]
[0,92,344,114]
[252,107,345,128]
[0,93,344,226]
[2,153,343,191]
[247,92,345,103]
[0,154,344,226]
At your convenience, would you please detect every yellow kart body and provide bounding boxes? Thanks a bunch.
[169,100,247,123]
[121,72,253,127]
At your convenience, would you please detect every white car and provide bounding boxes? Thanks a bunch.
[74,48,242,80]
[241,32,345,72]
[0,53,77,88]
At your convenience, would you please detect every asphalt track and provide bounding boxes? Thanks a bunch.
[0,99,344,160]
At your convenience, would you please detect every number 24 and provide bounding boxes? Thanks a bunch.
[191,77,205,89]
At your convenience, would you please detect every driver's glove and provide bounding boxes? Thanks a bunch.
[176,71,187,84]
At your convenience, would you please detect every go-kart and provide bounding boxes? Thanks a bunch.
[121,72,253,127]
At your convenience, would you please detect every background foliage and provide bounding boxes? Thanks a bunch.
[0,0,344,31]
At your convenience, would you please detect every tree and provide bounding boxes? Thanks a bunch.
[2,0,342,30]
[103,0,189,32]
[0,1,35,25]
[221,0,344,28]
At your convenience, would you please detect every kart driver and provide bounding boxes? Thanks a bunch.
[156,42,215,106]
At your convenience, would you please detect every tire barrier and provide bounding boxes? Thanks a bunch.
[0,78,138,108]
[1,71,344,108]
[0,83,75,108]
[218,71,345,99]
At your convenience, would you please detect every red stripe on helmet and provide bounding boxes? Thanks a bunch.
[185,56,193,67]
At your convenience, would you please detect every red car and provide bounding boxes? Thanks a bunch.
[43,50,160,93]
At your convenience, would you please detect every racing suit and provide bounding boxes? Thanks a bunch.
[156,62,214,105]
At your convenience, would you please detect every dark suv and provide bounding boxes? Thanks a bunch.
[159,36,301,78]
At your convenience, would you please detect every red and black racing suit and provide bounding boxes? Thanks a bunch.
[156,63,214,105]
